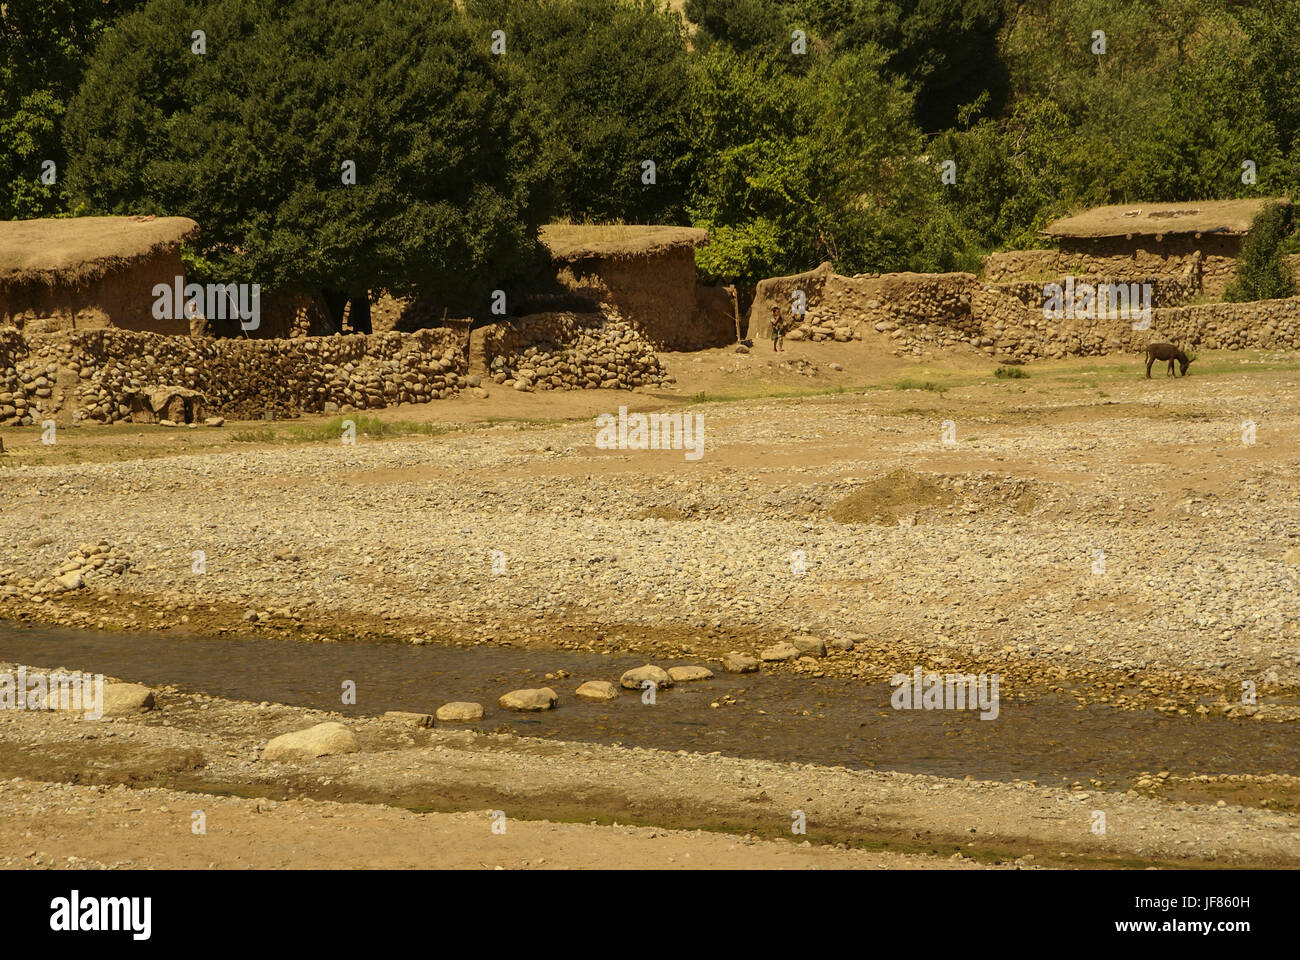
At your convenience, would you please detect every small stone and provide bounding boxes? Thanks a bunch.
[791,635,827,657]
[99,682,155,717]
[54,571,83,592]
[760,642,799,662]
[384,711,434,728]
[498,687,558,711]
[620,665,672,690]
[435,702,484,723]
[723,653,760,673]
[667,665,714,682]
[262,722,357,761]
[574,680,619,702]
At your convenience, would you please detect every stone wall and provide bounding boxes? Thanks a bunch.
[919,288,1300,362]
[990,274,1198,310]
[748,263,1300,363]
[792,272,978,344]
[0,328,467,426]
[478,311,674,391]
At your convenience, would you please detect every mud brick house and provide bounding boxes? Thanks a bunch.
[540,224,734,350]
[1040,198,1292,298]
[0,215,200,335]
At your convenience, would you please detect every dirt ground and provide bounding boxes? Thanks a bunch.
[3,336,1300,868]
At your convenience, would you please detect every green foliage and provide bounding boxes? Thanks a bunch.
[789,0,1008,130]
[685,43,979,283]
[934,0,1294,254]
[1225,203,1297,302]
[1236,1,1300,156]
[687,1,1008,130]
[684,0,786,55]
[290,416,453,441]
[994,366,1028,379]
[65,0,552,310]
[893,378,943,392]
[232,416,453,443]
[466,0,692,223]
[15,0,1300,305]
[0,0,145,219]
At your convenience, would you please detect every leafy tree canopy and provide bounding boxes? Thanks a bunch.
[0,0,145,219]
[65,0,552,311]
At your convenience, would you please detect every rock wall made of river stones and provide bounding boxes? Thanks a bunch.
[0,328,467,426]
[480,311,675,391]
[1,308,677,425]
[761,267,1300,362]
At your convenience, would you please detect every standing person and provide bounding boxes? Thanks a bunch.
[771,305,786,352]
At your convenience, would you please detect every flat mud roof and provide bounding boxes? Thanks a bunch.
[0,215,199,288]
[1044,198,1290,239]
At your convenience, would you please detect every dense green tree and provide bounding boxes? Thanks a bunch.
[684,0,788,54]
[0,0,145,219]
[466,0,692,224]
[64,0,553,321]
[789,0,1008,131]
[24,0,1300,303]
[1226,203,1297,302]
[1235,1,1300,158]
[934,0,1292,253]
[686,44,976,283]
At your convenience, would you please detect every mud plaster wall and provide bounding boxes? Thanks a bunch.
[694,284,739,345]
[553,248,725,351]
[748,262,834,340]
[0,251,191,336]
[983,236,1250,298]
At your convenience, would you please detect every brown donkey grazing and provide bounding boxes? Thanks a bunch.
[1145,342,1194,378]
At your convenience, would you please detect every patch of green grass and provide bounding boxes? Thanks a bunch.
[230,427,277,443]
[893,378,945,393]
[686,384,848,405]
[288,415,455,442]
[994,366,1029,379]
[230,415,455,444]
[481,415,567,430]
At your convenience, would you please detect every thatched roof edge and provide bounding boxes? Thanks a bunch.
[541,224,710,262]
[0,216,200,289]
[1043,199,1291,240]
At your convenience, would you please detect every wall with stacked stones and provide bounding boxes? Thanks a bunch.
[0,328,467,426]
[787,272,979,344]
[478,311,674,391]
[901,286,1300,362]
[750,265,1300,363]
